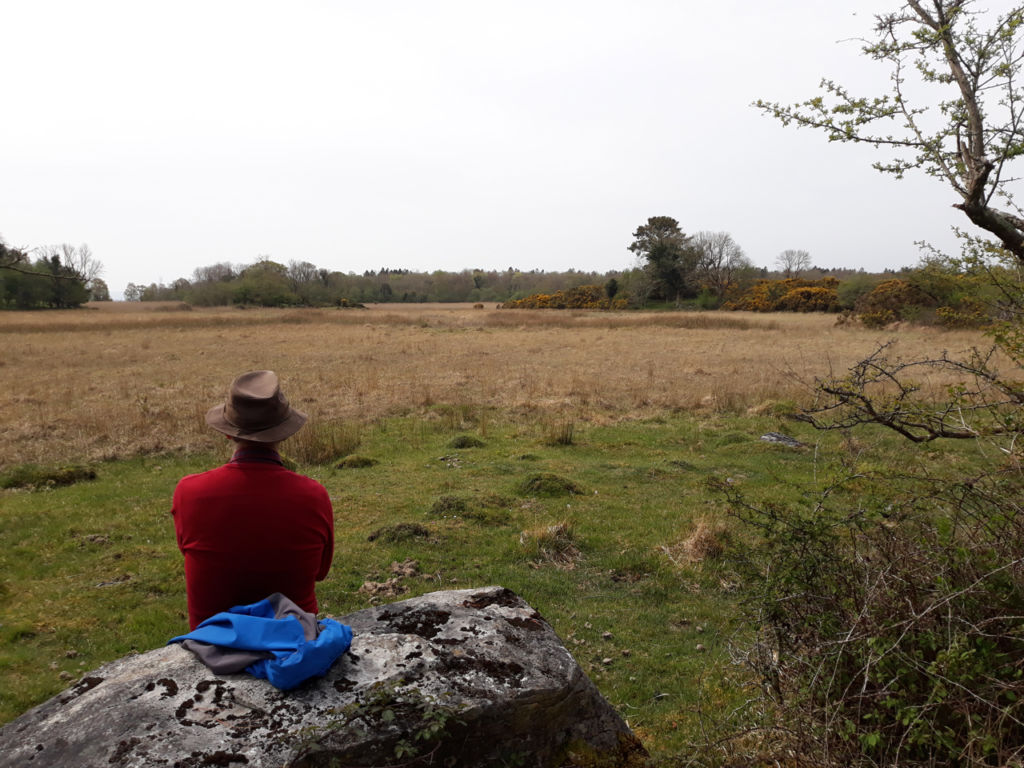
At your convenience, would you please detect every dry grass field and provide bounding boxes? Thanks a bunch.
[0,303,994,468]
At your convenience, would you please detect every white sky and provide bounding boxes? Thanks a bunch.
[2,1,1015,297]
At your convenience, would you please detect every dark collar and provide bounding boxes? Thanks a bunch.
[228,447,285,466]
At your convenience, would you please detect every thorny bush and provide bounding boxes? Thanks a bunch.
[703,464,1024,767]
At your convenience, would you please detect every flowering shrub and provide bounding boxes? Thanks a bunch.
[502,285,628,310]
[724,278,840,313]
[936,296,989,328]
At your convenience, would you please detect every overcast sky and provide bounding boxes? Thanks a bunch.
[3,1,1016,297]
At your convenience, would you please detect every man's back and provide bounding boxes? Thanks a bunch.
[172,458,333,629]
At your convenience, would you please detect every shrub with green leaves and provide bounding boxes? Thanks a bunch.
[713,465,1024,767]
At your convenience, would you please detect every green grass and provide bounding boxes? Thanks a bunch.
[0,412,984,758]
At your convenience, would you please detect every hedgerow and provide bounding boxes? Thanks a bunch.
[502,284,628,310]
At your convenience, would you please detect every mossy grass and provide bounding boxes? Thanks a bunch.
[447,435,485,449]
[0,412,985,759]
[336,455,379,469]
[0,465,96,490]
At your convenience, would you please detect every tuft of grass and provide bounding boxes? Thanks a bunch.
[662,517,729,566]
[448,434,485,449]
[367,523,430,543]
[519,473,584,497]
[541,418,575,446]
[289,419,362,465]
[519,521,580,568]
[336,455,378,469]
[0,465,96,490]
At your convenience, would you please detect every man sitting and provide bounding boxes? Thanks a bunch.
[172,370,334,630]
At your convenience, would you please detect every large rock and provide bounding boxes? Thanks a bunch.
[0,587,646,767]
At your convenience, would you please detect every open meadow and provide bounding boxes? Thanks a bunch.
[0,304,999,759]
[0,303,992,467]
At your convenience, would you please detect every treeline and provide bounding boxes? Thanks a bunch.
[125,259,635,307]
[0,241,109,309]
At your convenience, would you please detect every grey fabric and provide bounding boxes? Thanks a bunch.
[179,593,321,674]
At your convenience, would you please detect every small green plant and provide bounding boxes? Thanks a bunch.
[287,680,463,767]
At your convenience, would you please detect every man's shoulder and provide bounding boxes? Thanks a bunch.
[279,469,330,497]
[175,464,230,487]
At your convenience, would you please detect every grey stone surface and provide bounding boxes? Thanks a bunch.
[0,587,646,768]
[759,431,807,448]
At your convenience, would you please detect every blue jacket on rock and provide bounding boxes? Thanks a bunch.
[169,593,352,691]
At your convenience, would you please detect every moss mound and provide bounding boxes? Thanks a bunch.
[520,473,584,497]
[336,455,379,469]
[431,495,469,514]
[0,465,96,490]
[367,523,431,544]
[429,493,513,525]
[448,435,485,449]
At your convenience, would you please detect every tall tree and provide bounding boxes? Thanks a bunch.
[756,1,1024,261]
[693,231,752,299]
[775,249,812,279]
[627,216,694,301]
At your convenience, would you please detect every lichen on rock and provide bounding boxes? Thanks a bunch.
[0,587,646,768]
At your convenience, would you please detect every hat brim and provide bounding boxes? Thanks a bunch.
[205,404,308,442]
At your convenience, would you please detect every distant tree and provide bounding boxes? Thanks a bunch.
[605,278,619,300]
[89,278,111,301]
[124,282,143,301]
[776,249,812,279]
[192,262,236,284]
[693,231,753,299]
[286,260,320,292]
[627,216,695,301]
[379,282,393,302]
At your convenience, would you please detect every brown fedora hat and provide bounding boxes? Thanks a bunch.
[205,370,307,442]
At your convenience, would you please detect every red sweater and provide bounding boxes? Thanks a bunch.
[172,453,334,629]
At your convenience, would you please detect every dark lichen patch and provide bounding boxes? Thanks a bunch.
[367,523,430,543]
[107,736,141,764]
[438,649,525,688]
[59,675,103,704]
[195,679,226,694]
[462,588,524,611]
[376,607,453,639]
[336,455,378,469]
[505,616,545,632]
[1,464,96,490]
[333,677,357,693]
[447,435,485,449]
[519,473,583,497]
[516,453,540,461]
[155,678,179,698]
[176,750,250,767]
